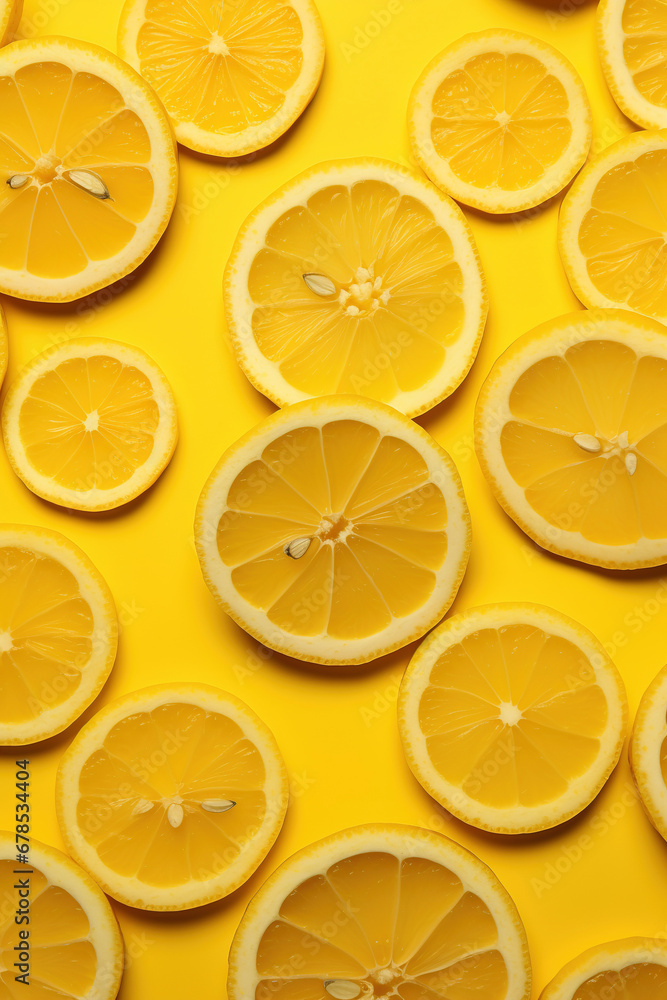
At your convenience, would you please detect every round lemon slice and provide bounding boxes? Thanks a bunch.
[540,938,667,1000]
[228,824,531,1000]
[225,158,487,416]
[0,0,20,46]
[399,603,627,834]
[475,309,667,569]
[598,0,667,130]
[56,683,288,910]
[2,337,178,511]
[408,30,592,214]
[0,524,117,746]
[630,664,667,841]
[195,395,470,664]
[0,832,123,999]
[0,36,177,302]
[559,130,667,325]
[118,0,325,157]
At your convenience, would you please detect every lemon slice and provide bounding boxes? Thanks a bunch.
[475,309,667,569]
[630,664,667,841]
[0,524,117,746]
[56,683,288,910]
[399,603,627,834]
[0,300,7,387]
[0,0,20,46]
[540,938,667,1000]
[225,158,487,416]
[408,30,592,214]
[0,832,123,999]
[598,0,667,130]
[2,337,178,511]
[195,395,470,664]
[228,824,531,1000]
[559,130,667,325]
[118,0,325,157]
[0,36,177,302]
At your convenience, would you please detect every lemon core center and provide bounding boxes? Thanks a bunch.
[498,701,522,726]
[208,32,230,56]
[0,630,14,653]
[339,266,391,317]
[33,154,61,184]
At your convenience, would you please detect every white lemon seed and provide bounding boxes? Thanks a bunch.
[167,802,184,828]
[66,168,110,200]
[324,982,361,1000]
[201,798,236,813]
[573,433,601,454]
[131,798,154,816]
[625,452,637,476]
[303,273,336,297]
[7,174,29,189]
[285,537,311,559]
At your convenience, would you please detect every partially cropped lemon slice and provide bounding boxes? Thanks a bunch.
[0,36,177,302]
[630,663,667,841]
[399,604,627,834]
[228,824,531,1000]
[475,309,667,569]
[408,30,592,214]
[118,0,325,157]
[0,832,123,999]
[2,337,178,511]
[540,938,667,1000]
[56,683,288,910]
[598,0,667,129]
[0,524,117,745]
[195,396,470,664]
[225,158,487,417]
[0,0,20,46]
[559,130,667,325]
[0,301,7,387]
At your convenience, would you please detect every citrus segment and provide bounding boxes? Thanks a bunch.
[399,604,627,834]
[0,524,117,746]
[0,302,7,389]
[0,0,20,46]
[475,309,667,568]
[228,825,531,1000]
[0,833,123,1000]
[195,396,470,664]
[0,36,177,302]
[408,30,592,214]
[225,159,487,416]
[630,663,667,841]
[118,0,325,156]
[2,337,178,511]
[56,683,288,910]
[540,938,667,1000]
[598,0,667,129]
[559,130,667,325]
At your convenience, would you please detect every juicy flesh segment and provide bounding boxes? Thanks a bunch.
[622,0,667,109]
[501,339,667,544]
[0,860,97,999]
[660,711,667,785]
[0,61,153,277]
[572,962,667,998]
[247,180,465,400]
[217,421,449,639]
[76,702,268,887]
[431,51,572,190]
[135,0,304,133]
[577,150,667,318]
[0,545,93,725]
[419,625,606,808]
[18,354,160,492]
[255,851,509,1000]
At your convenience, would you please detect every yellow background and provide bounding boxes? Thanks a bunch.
[0,0,665,996]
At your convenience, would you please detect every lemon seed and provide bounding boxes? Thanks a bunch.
[324,981,361,999]
[66,168,110,200]
[201,798,236,812]
[573,433,601,453]
[303,273,336,297]
[625,453,637,476]
[131,798,154,816]
[285,537,311,559]
[7,174,29,189]
[167,803,184,828]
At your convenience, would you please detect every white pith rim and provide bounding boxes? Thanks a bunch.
[195,395,471,664]
[0,0,20,45]
[541,937,667,999]
[0,36,178,302]
[56,683,289,910]
[598,0,667,130]
[559,130,667,323]
[228,824,531,1000]
[475,308,667,568]
[0,524,117,745]
[0,832,124,1000]
[409,30,592,214]
[631,664,667,840]
[2,337,178,511]
[225,158,487,417]
[399,603,627,834]
[118,0,325,156]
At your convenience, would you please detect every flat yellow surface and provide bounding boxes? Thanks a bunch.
[0,0,665,997]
